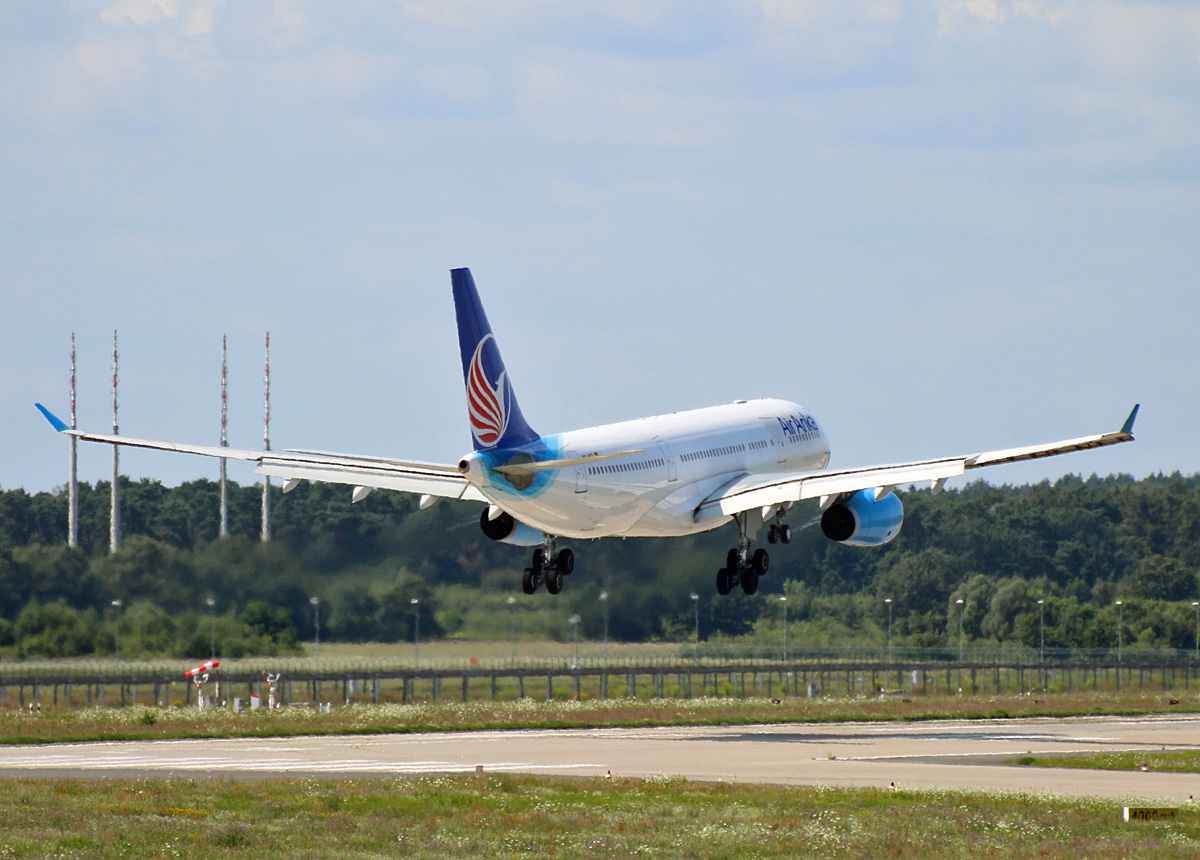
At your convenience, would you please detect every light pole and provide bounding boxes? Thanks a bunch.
[1193,601,1199,660]
[1115,600,1123,662]
[309,596,320,672]
[206,596,217,660]
[111,598,123,673]
[884,598,893,663]
[690,593,700,664]
[411,598,420,668]
[1037,599,1045,663]
[780,596,788,664]
[569,614,581,668]
[507,596,517,666]
[599,590,609,667]
[956,598,964,662]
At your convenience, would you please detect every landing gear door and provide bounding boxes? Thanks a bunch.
[759,418,788,463]
[566,449,587,493]
[655,438,677,482]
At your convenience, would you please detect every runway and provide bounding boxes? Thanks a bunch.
[2,715,1199,800]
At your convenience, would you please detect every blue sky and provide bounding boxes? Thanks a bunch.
[2,1,1196,495]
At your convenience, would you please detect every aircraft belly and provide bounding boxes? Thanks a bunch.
[628,474,741,538]
[482,479,655,539]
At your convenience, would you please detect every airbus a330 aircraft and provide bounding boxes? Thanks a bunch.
[38,268,1139,596]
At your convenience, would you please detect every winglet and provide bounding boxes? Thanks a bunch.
[1120,404,1140,436]
[35,403,70,433]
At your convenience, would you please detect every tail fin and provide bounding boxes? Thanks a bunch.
[451,268,540,451]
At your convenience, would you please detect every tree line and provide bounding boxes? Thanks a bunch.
[0,471,1198,659]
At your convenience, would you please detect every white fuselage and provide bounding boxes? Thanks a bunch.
[472,398,831,539]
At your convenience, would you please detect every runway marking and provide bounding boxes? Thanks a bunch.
[0,753,606,774]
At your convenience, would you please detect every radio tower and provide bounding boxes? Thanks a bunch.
[261,331,271,543]
[68,333,79,548]
[110,329,121,554]
[219,334,229,538]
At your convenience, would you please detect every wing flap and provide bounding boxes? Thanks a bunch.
[35,403,476,501]
[257,459,486,502]
[694,405,1138,522]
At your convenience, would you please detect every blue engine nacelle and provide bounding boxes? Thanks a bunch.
[820,489,904,547]
[479,508,544,546]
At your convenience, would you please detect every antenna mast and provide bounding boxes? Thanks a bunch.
[110,330,120,554]
[261,331,271,543]
[68,333,78,548]
[219,334,229,538]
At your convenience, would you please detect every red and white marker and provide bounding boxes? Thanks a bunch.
[185,659,220,678]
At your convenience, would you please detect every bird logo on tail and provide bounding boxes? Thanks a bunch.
[467,334,510,448]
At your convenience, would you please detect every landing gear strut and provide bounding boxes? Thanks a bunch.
[715,511,770,595]
[523,535,574,595]
[766,505,792,545]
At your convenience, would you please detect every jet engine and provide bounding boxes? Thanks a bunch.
[820,488,904,547]
[479,508,543,546]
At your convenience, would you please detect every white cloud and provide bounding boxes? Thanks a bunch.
[936,0,1068,31]
[102,0,181,27]
[395,0,555,30]
[517,54,731,147]
[266,0,311,49]
[265,50,396,99]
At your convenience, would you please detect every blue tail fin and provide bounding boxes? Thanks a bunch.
[451,268,540,451]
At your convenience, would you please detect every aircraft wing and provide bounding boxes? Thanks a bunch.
[693,405,1139,525]
[34,404,486,503]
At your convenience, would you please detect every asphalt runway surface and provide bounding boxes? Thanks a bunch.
[2,715,1199,800]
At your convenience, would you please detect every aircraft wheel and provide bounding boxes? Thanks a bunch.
[767,524,778,544]
[741,571,759,595]
[752,548,770,575]
[557,548,574,575]
[726,548,739,572]
[532,548,546,573]
[716,568,733,596]
[546,570,564,595]
[522,568,537,594]
[780,524,792,545]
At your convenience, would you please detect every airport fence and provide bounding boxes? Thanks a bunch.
[2,649,1200,711]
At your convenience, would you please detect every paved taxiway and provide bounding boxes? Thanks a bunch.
[2,715,1198,800]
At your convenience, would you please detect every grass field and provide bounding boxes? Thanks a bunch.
[0,691,1196,745]
[1013,750,1200,774]
[0,774,1195,859]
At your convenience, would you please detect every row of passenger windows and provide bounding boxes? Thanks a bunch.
[681,442,748,463]
[588,458,665,476]
[587,437,770,476]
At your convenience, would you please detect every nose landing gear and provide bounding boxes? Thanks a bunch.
[523,536,574,594]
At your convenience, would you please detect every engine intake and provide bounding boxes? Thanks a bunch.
[479,508,543,546]
[820,489,904,547]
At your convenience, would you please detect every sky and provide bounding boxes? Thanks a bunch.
[2,0,1197,497]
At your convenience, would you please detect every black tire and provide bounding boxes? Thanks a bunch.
[546,570,564,595]
[532,548,545,572]
[557,548,575,574]
[767,524,778,544]
[752,548,770,575]
[522,568,536,594]
[726,548,739,572]
[780,524,792,545]
[741,571,759,595]
[716,568,733,596]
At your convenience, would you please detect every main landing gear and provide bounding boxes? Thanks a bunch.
[522,535,575,595]
[715,511,771,596]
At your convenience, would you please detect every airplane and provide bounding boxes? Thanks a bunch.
[37,267,1139,596]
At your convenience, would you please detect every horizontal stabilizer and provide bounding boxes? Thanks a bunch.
[491,449,644,478]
